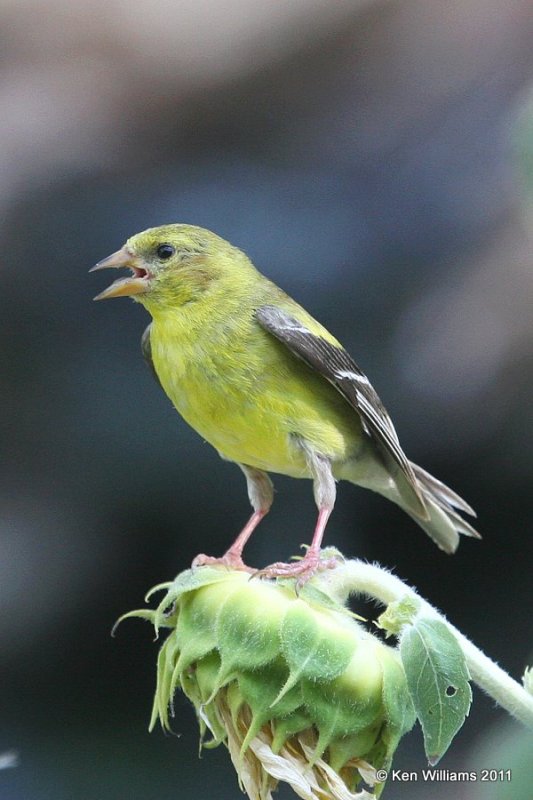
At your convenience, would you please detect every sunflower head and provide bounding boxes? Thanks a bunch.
[119,567,415,799]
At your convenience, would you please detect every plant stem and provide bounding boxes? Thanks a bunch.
[322,559,533,729]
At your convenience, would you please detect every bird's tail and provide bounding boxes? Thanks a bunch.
[345,454,480,553]
[399,462,480,553]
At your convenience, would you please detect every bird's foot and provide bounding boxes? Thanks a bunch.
[255,547,339,587]
[192,550,254,573]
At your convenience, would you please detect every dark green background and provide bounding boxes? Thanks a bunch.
[1,2,532,798]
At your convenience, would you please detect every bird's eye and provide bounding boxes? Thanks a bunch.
[156,243,175,260]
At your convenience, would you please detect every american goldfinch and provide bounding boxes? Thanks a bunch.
[92,224,479,580]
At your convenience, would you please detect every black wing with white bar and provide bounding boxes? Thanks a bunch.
[256,304,422,502]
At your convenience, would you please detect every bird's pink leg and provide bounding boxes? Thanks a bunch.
[193,466,273,572]
[256,445,340,585]
[256,506,337,584]
[303,505,333,564]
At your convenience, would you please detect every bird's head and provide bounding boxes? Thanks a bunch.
[91,224,254,311]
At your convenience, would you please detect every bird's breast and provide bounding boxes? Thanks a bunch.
[148,315,359,476]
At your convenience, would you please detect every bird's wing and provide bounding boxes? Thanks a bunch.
[141,323,162,388]
[256,304,426,514]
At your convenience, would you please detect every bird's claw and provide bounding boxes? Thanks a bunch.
[253,550,339,587]
[192,552,254,573]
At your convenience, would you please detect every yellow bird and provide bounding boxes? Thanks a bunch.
[92,224,479,581]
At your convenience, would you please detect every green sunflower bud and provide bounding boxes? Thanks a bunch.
[119,567,416,799]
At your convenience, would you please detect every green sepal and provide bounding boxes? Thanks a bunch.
[193,651,223,703]
[123,568,232,639]
[238,661,303,753]
[271,710,311,753]
[327,722,382,773]
[377,596,419,637]
[178,652,227,748]
[276,601,355,704]
[380,647,416,737]
[112,608,162,639]
[297,581,360,619]
[400,616,472,764]
[216,583,287,677]
[302,676,383,759]
[226,680,245,729]
[150,637,175,730]
[144,581,174,602]
[172,589,224,675]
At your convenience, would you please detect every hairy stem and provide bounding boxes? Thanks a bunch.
[322,559,533,729]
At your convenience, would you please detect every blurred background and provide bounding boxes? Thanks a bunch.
[1,0,532,798]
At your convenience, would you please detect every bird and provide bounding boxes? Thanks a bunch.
[91,223,479,581]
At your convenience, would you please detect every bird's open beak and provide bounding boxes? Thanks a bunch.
[90,247,151,300]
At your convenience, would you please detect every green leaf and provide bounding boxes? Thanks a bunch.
[400,617,472,764]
